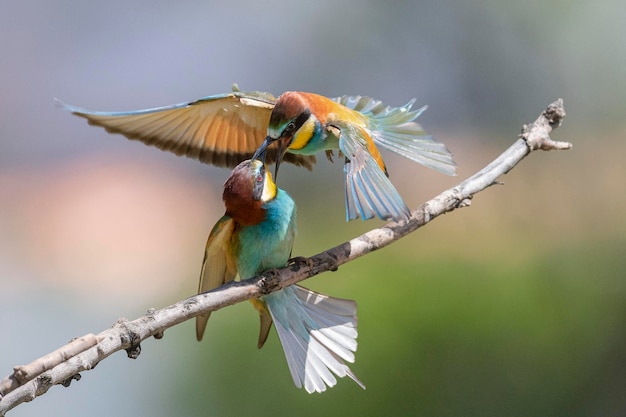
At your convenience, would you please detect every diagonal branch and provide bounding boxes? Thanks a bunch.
[0,99,570,416]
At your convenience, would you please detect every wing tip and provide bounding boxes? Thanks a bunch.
[54,97,80,113]
[344,160,411,222]
[195,313,211,342]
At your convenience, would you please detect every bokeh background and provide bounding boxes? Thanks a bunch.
[1,1,625,416]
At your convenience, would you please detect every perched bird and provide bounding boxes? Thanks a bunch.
[197,158,364,393]
[59,85,456,221]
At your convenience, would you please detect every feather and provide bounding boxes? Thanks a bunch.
[56,92,316,170]
[196,217,238,341]
[263,285,365,393]
[334,95,456,176]
[338,123,410,221]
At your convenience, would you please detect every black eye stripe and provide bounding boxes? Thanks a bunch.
[294,110,311,131]
[283,109,311,137]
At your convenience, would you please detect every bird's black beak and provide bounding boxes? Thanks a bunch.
[273,137,289,179]
[252,135,290,179]
[252,136,273,163]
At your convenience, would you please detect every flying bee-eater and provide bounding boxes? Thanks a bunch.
[197,158,364,393]
[59,85,455,221]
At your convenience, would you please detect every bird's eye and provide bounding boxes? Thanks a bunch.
[256,174,263,183]
[284,122,296,134]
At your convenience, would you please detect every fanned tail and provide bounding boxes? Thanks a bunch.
[334,95,456,176]
[263,285,365,393]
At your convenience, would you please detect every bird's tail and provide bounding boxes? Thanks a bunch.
[262,285,365,393]
[334,95,457,176]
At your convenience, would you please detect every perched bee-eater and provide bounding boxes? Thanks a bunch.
[59,85,455,221]
[197,158,364,393]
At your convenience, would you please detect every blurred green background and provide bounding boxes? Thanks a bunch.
[1,1,625,416]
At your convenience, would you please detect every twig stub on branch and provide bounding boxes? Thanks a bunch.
[521,98,571,151]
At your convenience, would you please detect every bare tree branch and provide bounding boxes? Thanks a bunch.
[0,99,570,416]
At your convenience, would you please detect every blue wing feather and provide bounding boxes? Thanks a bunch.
[334,95,456,176]
[337,123,410,222]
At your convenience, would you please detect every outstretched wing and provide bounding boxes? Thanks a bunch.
[58,88,316,169]
[263,285,365,393]
[196,216,238,341]
[334,95,456,176]
[335,122,410,222]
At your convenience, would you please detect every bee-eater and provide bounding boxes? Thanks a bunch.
[59,85,455,221]
[197,158,364,393]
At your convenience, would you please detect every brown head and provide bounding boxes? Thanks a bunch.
[252,92,313,178]
[223,159,277,226]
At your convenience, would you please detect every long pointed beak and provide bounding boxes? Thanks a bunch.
[252,136,273,162]
[252,136,289,179]
[273,137,291,179]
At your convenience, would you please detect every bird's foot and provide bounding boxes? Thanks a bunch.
[287,256,313,271]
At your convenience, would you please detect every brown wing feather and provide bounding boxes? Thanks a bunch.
[61,92,316,170]
[196,216,238,341]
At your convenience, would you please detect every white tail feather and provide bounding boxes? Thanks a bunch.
[263,285,365,393]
